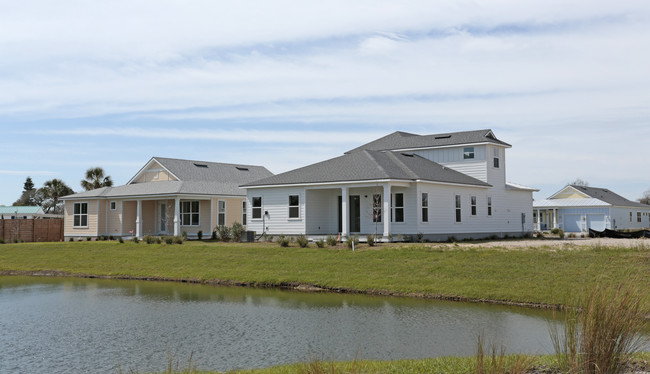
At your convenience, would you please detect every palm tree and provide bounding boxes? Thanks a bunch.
[40,179,74,214]
[81,167,113,191]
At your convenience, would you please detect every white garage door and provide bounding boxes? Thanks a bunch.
[587,214,606,231]
[563,214,582,232]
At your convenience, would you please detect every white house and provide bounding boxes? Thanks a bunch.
[242,129,536,241]
[533,184,650,233]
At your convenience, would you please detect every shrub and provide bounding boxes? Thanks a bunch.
[182,231,187,240]
[143,235,157,244]
[197,230,203,240]
[163,236,173,245]
[211,230,217,240]
[118,237,124,243]
[217,225,231,242]
[345,235,359,249]
[296,235,309,248]
[416,232,424,243]
[86,236,92,241]
[108,235,115,241]
[173,236,183,245]
[326,235,338,246]
[550,227,560,235]
[315,239,325,248]
[277,235,290,247]
[447,235,457,243]
[0,238,4,244]
[367,234,375,247]
[568,233,576,238]
[231,222,245,242]
[265,234,274,243]
[387,233,393,242]
[557,229,565,239]
[549,279,649,374]
[131,237,140,243]
[69,237,74,242]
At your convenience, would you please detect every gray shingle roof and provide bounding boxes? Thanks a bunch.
[345,129,511,154]
[242,150,491,188]
[63,158,273,200]
[566,185,648,208]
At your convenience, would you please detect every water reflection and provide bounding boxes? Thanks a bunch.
[1,276,558,373]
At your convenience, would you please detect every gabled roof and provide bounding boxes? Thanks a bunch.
[539,184,649,209]
[345,129,511,154]
[242,150,491,188]
[64,157,273,200]
[0,206,45,214]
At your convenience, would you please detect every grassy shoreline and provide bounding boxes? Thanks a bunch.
[0,240,648,308]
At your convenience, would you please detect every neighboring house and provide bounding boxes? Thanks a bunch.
[242,129,536,241]
[61,157,273,239]
[0,206,48,219]
[533,184,650,233]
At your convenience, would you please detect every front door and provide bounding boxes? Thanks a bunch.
[350,195,360,233]
[159,202,168,234]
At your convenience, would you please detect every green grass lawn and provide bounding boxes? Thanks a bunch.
[1,240,648,307]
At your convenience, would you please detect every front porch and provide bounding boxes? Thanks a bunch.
[120,198,212,238]
[533,208,558,231]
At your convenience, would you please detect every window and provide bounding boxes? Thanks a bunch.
[637,212,642,223]
[455,195,461,222]
[421,193,428,222]
[471,196,477,215]
[372,194,382,223]
[110,201,116,210]
[463,147,475,159]
[392,193,404,222]
[73,202,88,227]
[630,212,633,222]
[487,197,492,216]
[181,201,200,226]
[289,195,300,218]
[242,201,247,225]
[493,148,500,168]
[252,197,262,219]
[218,200,226,226]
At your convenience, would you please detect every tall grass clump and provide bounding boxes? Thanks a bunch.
[296,235,309,248]
[549,279,649,374]
[277,234,290,247]
[326,235,338,246]
[366,234,375,247]
[315,239,325,248]
[345,235,359,249]
[475,334,535,374]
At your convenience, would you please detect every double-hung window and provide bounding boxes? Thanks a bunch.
[252,197,262,219]
[372,194,382,222]
[487,197,492,216]
[73,202,88,227]
[637,212,642,223]
[493,148,500,168]
[242,201,247,225]
[181,201,200,226]
[217,200,226,226]
[110,201,117,210]
[471,196,477,216]
[289,195,300,218]
[421,193,429,222]
[455,195,461,222]
[392,193,404,222]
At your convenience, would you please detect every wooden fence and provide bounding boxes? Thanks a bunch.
[0,218,64,243]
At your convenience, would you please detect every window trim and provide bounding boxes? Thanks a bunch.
[421,192,428,223]
[471,196,477,216]
[493,148,500,168]
[637,211,642,223]
[217,200,226,226]
[109,201,117,210]
[288,194,300,219]
[73,201,89,228]
[487,197,492,216]
[252,197,263,220]
[242,200,247,225]
[180,200,200,227]
[455,195,461,223]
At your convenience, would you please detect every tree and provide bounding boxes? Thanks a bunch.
[40,179,74,214]
[81,167,113,191]
[639,189,650,205]
[571,178,589,187]
[13,176,38,206]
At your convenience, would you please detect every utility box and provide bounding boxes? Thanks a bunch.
[241,231,255,242]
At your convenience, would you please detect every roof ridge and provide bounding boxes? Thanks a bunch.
[153,156,266,168]
[385,151,419,179]
[362,150,391,178]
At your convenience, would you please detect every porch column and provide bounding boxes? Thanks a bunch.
[135,199,142,238]
[383,183,391,240]
[173,197,180,236]
[553,208,558,229]
[535,209,541,231]
[341,186,348,237]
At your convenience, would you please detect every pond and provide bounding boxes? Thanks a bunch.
[0,276,558,373]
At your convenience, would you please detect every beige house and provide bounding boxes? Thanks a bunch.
[61,157,273,239]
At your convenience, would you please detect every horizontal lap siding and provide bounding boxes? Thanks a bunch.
[247,187,306,235]
[64,200,99,237]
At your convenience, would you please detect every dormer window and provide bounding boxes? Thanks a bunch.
[463,147,475,159]
[493,148,500,168]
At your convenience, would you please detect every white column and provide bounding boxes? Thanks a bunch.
[341,186,348,237]
[135,199,142,238]
[174,197,180,236]
[553,208,558,229]
[383,183,391,240]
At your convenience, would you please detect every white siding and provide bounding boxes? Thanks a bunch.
[610,207,650,230]
[413,145,488,182]
[246,187,306,235]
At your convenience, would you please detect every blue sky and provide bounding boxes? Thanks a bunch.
[1,0,650,205]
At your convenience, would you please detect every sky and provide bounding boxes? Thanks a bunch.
[1,0,649,205]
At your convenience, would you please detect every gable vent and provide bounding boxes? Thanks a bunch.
[193,163,208,168]
[435,135,451,139]
[236,166,249,171]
